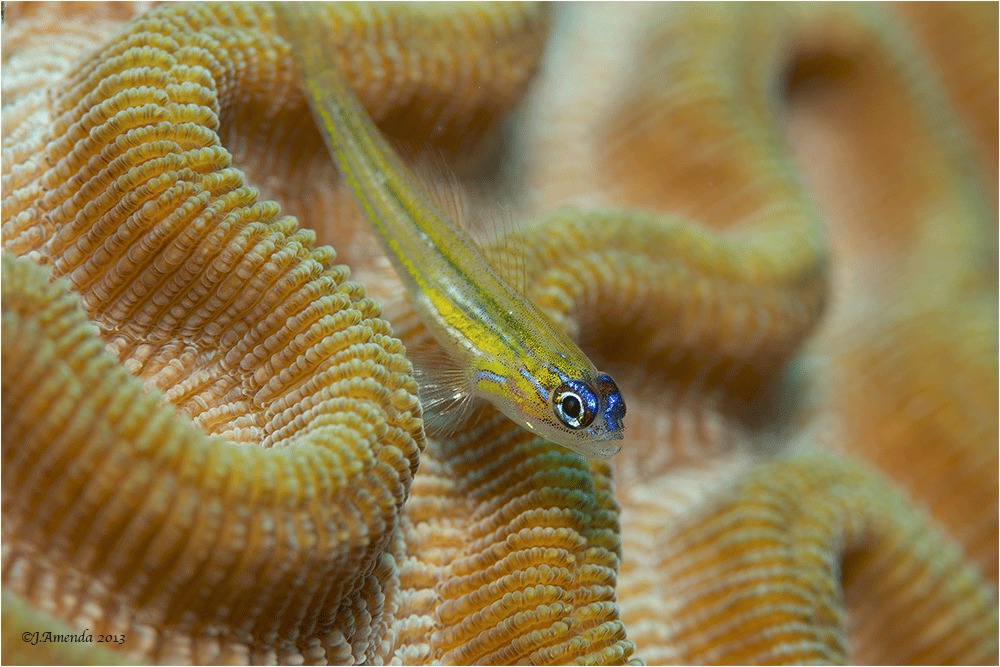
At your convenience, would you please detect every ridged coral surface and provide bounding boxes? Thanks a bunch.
[2,2,997,665]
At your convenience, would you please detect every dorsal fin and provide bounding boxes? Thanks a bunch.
[404,151,528,295]
[404,151,471,233]
[473,203,527,296]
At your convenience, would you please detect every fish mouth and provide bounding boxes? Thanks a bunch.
[596,429,625,442]
[590,440,623,458]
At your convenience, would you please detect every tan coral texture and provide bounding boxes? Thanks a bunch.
[2,2,997,666]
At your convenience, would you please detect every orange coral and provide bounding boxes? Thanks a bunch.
[1,2,996,666]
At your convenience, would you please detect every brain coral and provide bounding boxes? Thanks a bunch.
[1,2,997,665]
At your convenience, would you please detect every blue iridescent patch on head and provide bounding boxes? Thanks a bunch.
[595,373,626,432]
[477,370,507,385]
[520,367,550,404]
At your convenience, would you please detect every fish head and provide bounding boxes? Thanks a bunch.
[474,355,627,458]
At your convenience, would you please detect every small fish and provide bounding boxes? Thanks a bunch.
[280,6,625,457]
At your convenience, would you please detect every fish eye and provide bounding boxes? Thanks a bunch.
[552,380,598,429]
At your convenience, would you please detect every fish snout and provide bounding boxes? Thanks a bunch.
[595,373,626,436]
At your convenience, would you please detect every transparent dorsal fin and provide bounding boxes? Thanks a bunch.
[404,151,471,232]
[473,203,527,295]
[409,342,478,440]
[404,150,528,295]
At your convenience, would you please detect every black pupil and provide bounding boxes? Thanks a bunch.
[562,394,582,420]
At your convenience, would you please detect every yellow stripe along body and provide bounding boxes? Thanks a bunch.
[282,6,625,457]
